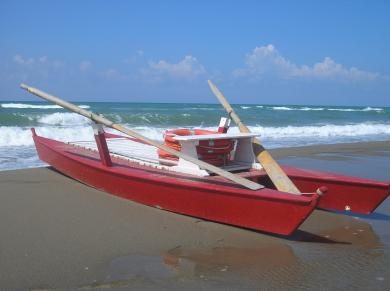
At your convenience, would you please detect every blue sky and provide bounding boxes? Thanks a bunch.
[1,0,389,105]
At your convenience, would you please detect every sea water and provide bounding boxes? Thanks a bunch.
[0,102,389,171]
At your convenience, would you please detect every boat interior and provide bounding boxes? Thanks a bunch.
[68,131,264,177]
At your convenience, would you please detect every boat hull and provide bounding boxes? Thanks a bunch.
[282,166,390,214]
[32,132,319,236]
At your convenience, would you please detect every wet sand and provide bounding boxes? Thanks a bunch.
[0,141,389,290]
[271,140,390,160]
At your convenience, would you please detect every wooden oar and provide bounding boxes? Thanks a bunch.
[20,83,263,191]
[207,80,301,194]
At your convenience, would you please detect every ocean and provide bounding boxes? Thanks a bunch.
[1,101,389,171]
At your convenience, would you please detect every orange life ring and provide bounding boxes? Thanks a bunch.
[158,128,234,166]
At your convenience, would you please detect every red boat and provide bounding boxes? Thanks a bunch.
[31,128,321,236]
[31,126,389,236]
[22,83,390,236]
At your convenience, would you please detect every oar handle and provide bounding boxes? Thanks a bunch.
[207,80,250,134]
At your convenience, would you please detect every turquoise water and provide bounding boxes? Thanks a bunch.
[1,101,389,170]
[1,102,389,127]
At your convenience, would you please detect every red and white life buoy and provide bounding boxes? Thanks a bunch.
[158,128,234,166]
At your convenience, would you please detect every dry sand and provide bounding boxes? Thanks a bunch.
[0,141,389,290]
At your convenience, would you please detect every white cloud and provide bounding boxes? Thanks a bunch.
[12,54,64,80]
[13,54,36,65]
[142,55,206,81]
[294,57,378,80]
[13,54,63,68]
[79,61,92,72]
[234,44,378,81]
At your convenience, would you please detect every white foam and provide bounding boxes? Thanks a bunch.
[174,123,390,140]
[1,122,390,170]
[299,107,325,111]
[362,107,383,112]
[130,126,166,141]
[271,106,324,111]
[37,112,91,126]
[270,106,384,112]
[328,107,383,112]
[240,106,251,109]
[246,123,390,139]
[271,106,293,110]
[0,147,45,171]
[1,122,389,148]
[0,126,94,146]
[1,103,90,109]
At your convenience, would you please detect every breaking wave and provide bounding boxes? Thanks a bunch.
[1,122,389,148]
[328,107,383,112]
[270,106,325,111]
[37,112,91,126]
[245,123,390,138]
[271,106,294,110]
[0,126,94,147]
[298,107,325,111]
[270,106,383,112]
[1,101,388,171]
[1,103,90,109]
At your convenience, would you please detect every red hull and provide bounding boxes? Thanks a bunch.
[32,132,319,236]
[104,133,390,213]
[283,166,390,214]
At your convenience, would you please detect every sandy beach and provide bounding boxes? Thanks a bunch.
[2,0,390,289]
[1,141,389,290]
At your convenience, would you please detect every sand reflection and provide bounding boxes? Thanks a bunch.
[163,244,296,278]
